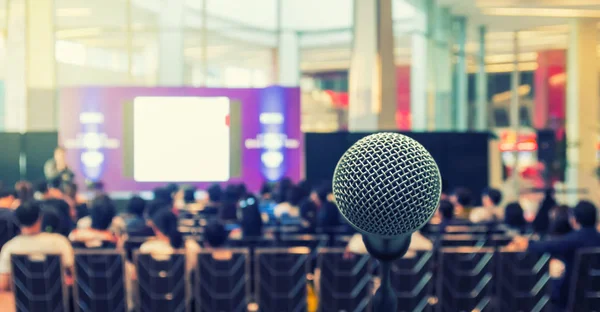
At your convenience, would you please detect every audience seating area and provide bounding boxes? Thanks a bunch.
[6,240,599,312]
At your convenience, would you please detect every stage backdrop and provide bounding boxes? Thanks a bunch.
[305,132,491,205]
[59,86,302,192]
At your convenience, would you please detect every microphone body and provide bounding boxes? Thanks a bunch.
[332,133,441,312]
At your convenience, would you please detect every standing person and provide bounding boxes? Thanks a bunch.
[44,147,75,185]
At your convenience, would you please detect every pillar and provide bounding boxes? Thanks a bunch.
[348,0,396,131]
[4,0,56,131]
[410,0,432,131]
[475,26,488,131]
[453,16,468,131]
[276,1,300,87]
[565,19,599,206]
[434,7,453,131]
[158,0,184,85]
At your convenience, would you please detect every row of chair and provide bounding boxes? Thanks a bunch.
[10,247,600,312]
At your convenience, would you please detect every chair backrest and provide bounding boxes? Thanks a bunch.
[440,235,512,248]
[72,241,117,250]
[135,251,189,312]
[568,248,600,311]
[124,237,149,262]
[317,248,372,312]
[10,253,68,312]
[279,235,328,249]
[255,247,310,312]
[74,250,127,312]
[195,249,249,312]
[391,250,435,312]
[0,217,19,251]
[437,248,495,312]
[496,251,551,312]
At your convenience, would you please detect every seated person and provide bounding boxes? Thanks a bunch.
[549,205,573,237]
[70,195,119,248]
[450,187,473,219]
[114,196,148,234]
[502,202,529,235]
[0,201,74,291]
[204,222,229,248]
[37,180,74,237]
[0,189,18,229]
[273,186,304,220]
[470,188,503,223]
[202,184,222,216]
[140,209,200,274]
[509,201,600,309]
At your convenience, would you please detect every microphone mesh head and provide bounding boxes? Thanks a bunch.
[332,133,441,237]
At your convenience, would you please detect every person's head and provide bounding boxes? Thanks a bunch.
[35,180,49,195]
[573,200,598,229]
[482,188,502,208]
[504,202,527,228]
[224,185,239,202]
[127,196,146,217]
[203,222,228,248]
[15,201,42,232]
[41,207,62,233]
[0,189,16,207]
[183,187,197,204]
[313,182,332,206]
[550,205,573,235]
[274,178,293,203]
[153,187,172,205]
[438,200,454,221]
[54,147,66,164]
[207,184,223,203]
[451,188,473,208]
[260,182,272,200]
[285,186,304,207]
[166,183,179,197]
[14,181,34,202]
[62,182,78,200]
[297,180,312,200]
[90,194,116,230]
[150,209,183,248]
[236,184,248,199]
[48,176,63,191]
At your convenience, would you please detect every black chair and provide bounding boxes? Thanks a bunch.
[568,248,600,312]
[279,235,328,250]
[437,248,495,312]
[391,250,435,312]
[0,217,19,251]
[135,251,189,312]
[228,236,274,297]
[73,250,127,312]
[255,247,310,312]
[10,253,68,312]
[317,248,372,312]
[124,237,150,262]
[195,249,249,312]
[496,251,551,312]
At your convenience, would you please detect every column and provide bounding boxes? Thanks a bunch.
[276,1,300,87]
[158,0,184,85]
[453,16,468,131]
[475,26,488,131]
[434,7,453,130]
[410,0,432,131]
[348,0,396,131]
[4,0,56,132]
[565,19,599,206]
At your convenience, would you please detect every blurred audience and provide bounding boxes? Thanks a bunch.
[549,205,573,237]
[532,189,557,237]
[13,181,33,208]
[510,200,600,309]
[470,188,503,223]
[0,190,18,231]
[273,186,304,219]
[237,195,263,238]
[450,187,473,219]
[37,180,74,237]
[503,202,529,235]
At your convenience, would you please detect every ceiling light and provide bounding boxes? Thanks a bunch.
[482,8,600,18]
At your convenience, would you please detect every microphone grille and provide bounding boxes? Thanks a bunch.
[332,132,441,237]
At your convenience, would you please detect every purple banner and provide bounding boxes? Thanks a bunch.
[58,86,302,193]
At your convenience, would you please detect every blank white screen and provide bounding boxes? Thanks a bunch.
[133,96,230,182]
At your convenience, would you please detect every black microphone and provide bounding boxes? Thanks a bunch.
[332,132,441,311]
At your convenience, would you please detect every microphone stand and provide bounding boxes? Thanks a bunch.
[363,235,412,312]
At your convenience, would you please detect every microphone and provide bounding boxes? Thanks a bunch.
[332,132,441,311]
